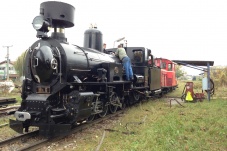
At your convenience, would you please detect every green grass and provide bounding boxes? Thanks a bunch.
[101,100,227,151]
[65,99,226,151]
[166,81,187,97]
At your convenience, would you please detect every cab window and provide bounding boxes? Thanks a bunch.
[133,50,143,63]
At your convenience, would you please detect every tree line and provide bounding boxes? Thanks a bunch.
[210,66,227,88]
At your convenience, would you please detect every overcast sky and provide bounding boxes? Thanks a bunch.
[0,0,227,74]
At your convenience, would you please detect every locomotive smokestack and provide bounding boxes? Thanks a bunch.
[40,1,75,28]
[32,1,75,41]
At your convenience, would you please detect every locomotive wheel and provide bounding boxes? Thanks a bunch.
[126,98,131,106]
[120,101,126,110]
[119,98,126,109]
[126,96,133,106]
[109,105,118,113]
[99,104,108,118]
[109,93,118,114]
[132,91,140,102]
[86,114,96,123]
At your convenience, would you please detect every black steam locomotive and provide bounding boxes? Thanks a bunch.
[10,1,161,137]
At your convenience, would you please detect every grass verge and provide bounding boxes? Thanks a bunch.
[71,99,227,151]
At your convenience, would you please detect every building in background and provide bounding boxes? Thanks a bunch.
[0,61,18,81]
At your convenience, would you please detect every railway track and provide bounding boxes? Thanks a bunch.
[0,105,19,117]
[0,106,19,128]
[0,110,125,151]
[0,97,17,107]
[0,130,39,147]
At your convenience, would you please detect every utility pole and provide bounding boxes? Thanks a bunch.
[3,45,13,81]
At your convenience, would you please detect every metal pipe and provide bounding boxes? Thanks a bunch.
[175,61,207,71]
[56,47,62,83]
[207,62,210,101]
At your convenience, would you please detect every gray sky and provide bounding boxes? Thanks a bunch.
[0,0,227,74]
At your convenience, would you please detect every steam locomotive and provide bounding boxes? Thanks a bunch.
[10,1,176,137]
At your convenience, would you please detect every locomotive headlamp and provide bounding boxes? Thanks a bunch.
[32,16,50,32]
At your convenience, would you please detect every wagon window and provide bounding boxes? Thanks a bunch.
[168,63,172,71]
[162,62,166,69]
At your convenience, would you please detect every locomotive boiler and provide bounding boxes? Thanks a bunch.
[10,1,162,137]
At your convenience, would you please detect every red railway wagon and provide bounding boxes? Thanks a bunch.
[155,58,178,93]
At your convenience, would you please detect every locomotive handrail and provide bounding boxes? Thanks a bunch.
[70,69,91,72]
[73,44,90,69]
[56,47,62,83]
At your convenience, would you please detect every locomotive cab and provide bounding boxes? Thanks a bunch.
[106,47,161,93]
